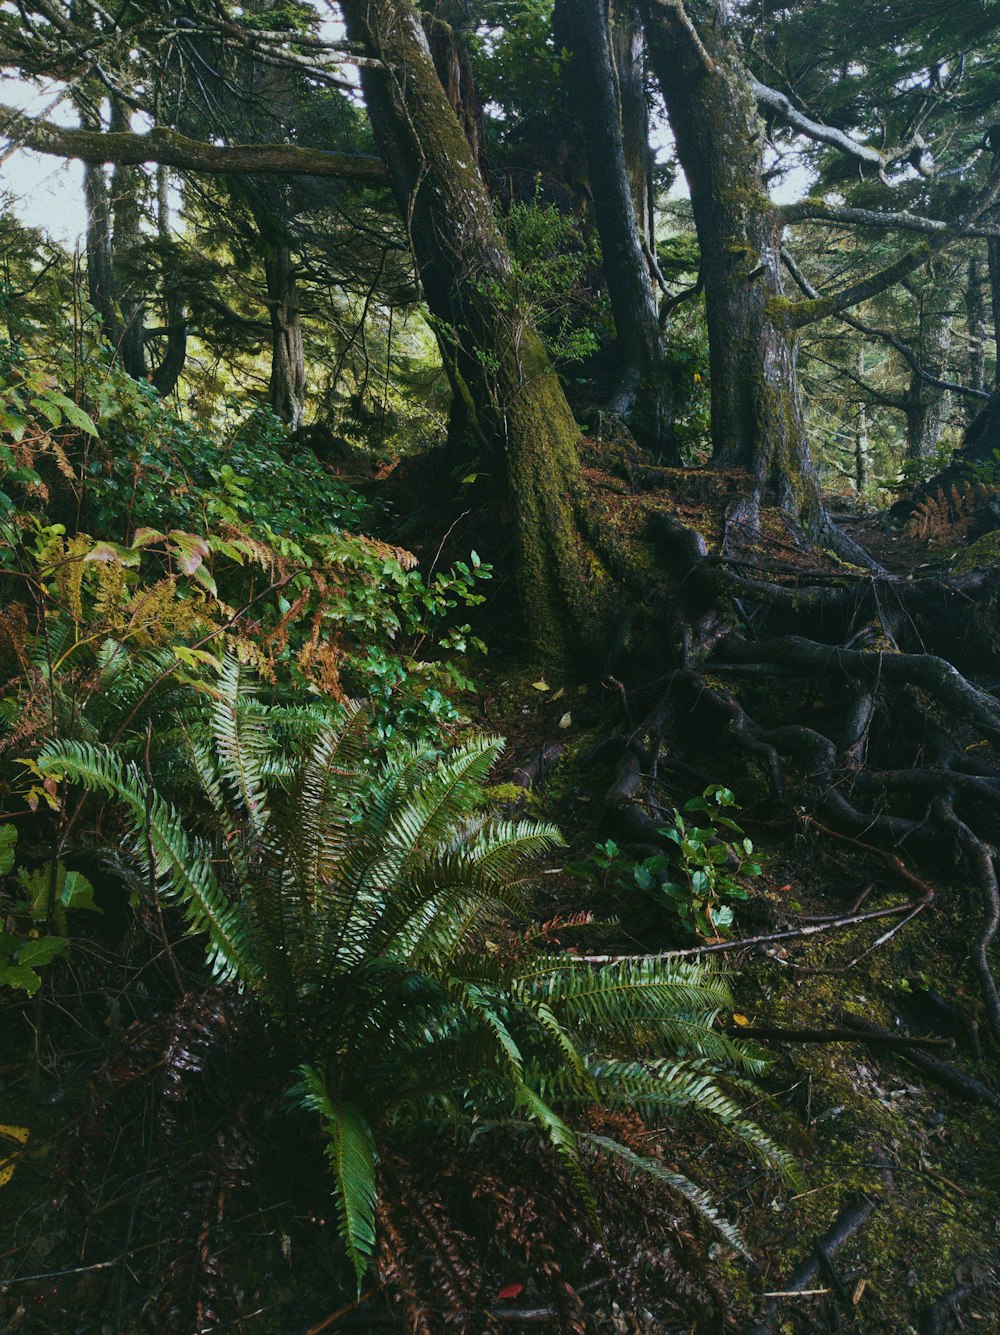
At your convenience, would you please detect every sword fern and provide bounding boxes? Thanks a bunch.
[39,659,793,1288]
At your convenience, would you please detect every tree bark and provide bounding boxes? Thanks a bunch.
[966,254,988,416]
[82,158,120,338]
[554,0,678,460]
[109,101,146,380]
[422,11,482,166]
[264,242,307,431]
[988,234,1000,389]
[340,0,607,660]
[640,0,825,535]
[149,166,187,398]
[609,0,655,253]
[903,282,952,459]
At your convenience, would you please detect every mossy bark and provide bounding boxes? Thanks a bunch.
[342,0,607,659]
[640,1,824,534]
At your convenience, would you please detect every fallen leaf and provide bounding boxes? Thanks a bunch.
[558,712,572,729]
[531,680,550,692]
[497,1282,524,1301]
[551,687,565,701]
[732,1013,751,1027]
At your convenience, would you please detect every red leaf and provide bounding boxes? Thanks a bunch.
[497,1282,523,1301]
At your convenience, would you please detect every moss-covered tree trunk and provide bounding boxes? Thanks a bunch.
[341,0,606,658]
[640,0,826,534]
[554,0,678,460]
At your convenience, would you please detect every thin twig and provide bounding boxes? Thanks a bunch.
[576,901,918,962]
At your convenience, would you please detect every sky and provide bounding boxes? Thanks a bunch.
[0,77,87,245]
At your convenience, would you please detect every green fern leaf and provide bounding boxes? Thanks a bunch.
[291,1065,378,1292]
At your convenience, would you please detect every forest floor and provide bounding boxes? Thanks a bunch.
[1,463,999,1334]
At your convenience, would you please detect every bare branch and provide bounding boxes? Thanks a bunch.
[781,245,989,401]
[780,159,1000,329]
[750,75,924,178]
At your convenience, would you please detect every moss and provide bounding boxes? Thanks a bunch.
[768,293,834,328]
[952,529,1000,573]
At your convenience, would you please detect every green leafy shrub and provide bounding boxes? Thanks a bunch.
[0,826,100,994]
[571,787,762,938]
[38,665,793,1288]
[0,343,491,750]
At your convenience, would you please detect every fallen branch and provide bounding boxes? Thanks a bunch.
[576,902,919,963]
[729,1024,954,1051]
[835,1013,1000,1110]
[742,1193,882,1334]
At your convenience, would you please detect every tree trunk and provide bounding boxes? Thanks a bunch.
[76,95,121,344]
[109,101,146,380]
[967,254,987,393]
[609,0,655,254]
[82,159,120,337]
[149,165,187,398]
[966,253,988,422]
[988,235,1000,390]
[423,11,482,166]
[903,284,952,459]
[264,242,306,431]
[341,0,607,660]
[855,349,868,494]
[639,0,826,536]
[554,0,678,460]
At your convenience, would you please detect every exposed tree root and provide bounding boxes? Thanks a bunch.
[919,1274,995,1335]
[935,799,1000,1047]
[607,510,1000,1055]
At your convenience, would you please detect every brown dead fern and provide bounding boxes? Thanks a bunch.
[906,480,992,545]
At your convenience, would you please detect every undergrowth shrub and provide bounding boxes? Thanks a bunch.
[0,338,491,772]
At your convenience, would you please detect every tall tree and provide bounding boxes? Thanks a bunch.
[340,0,607,657]
[639,0,827,536]
[553,0,677,459]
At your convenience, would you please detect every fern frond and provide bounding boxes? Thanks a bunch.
[210,656,270,835]
[37,739,255,984]
[291,1065,378,1293]
[583,1133,749,1257]
[383,736,506,871]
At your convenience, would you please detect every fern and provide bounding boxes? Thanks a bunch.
[583,1133,750,1257]
[36,739,256,984]
[37,657,793,1283]
[906,480,990,544]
